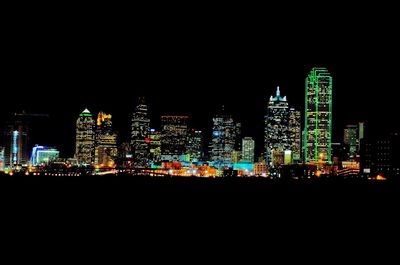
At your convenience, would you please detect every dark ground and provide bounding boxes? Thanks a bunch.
[1,174,398,259]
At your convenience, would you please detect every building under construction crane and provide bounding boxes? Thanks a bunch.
[2,112,49,169]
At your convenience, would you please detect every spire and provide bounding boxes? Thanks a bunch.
[138,96,146,105]
[80,108,92,117]
[276,86,280,97]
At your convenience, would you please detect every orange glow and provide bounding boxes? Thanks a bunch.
[97,112,112,126]
[376,175,386,181]
[315,170,322,177]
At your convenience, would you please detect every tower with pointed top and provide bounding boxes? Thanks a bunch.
[264,86,290,166]
[131,97,150,167]
[75,109,95,165]
[304,67,333,164]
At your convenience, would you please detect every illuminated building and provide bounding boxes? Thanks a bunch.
[235,122,242,153]
[344,124,358,159]
[186,129,203,162]
[211,109,236,168]
[75,109,95,165]
[118,142,131,159]
[358,122,365,150]
[303,67,333,164]
[161,116,188,161]
[343,122,365,160]
[242,137,255,163]
[149,128,161,163]
[272,150,284,167]
[0,147,4,170]
[3,121,29,168]
[131,97,150,167]
[30,145,59,166]
[231,151,241,164]
[254,162,267,177]
[264,86,289,166]
[95,111,117,167]
[288,108,301,162]
[360,132,400,178]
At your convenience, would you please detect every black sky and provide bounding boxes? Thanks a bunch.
[1,9,399,157]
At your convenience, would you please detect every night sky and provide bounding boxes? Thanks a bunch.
[2,12,399,158]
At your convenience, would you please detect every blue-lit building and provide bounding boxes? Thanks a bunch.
[3,121,29,169]
[0,147,4,170]
[31,145,59,166]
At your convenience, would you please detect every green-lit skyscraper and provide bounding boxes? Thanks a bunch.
[303,67,333,164]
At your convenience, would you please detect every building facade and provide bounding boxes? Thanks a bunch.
[149,128,161,164]
[360,132,400,179]
[75,109,95,165]
[303,67,333,164]
[95,111,117,167]
[131,97,150,167]
[264,87,290,166]
[3,121,29,168]
[288,108,301,162]
[344,124,358,160]
[30,145,59,166]
[211,111,236,168]
[161,116,188,162]
[187,129,203,162]
[242,137,255,163]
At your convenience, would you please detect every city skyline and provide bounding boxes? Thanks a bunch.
[1,70,397,159]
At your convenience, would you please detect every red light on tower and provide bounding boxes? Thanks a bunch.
[145,138,150,144]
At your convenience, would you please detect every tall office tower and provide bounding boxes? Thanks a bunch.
[303,67,333,164]
[131,97,150,167]
[75,109,95,165]
[95,112,118,167]
[187,129,203,162]
[161,116,188,161]
[235,122,242,152]
[288,108,301,162]
[242,137,255,163]
[30,145,59,166]
[3,121,29,168]
[211,109,236,168]
[358,122,365,150]
[149,128,161,163]
[344,124,358,159]
[264,86,289,166]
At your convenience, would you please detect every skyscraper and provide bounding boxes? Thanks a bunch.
[131,97,150,167]
[95,112,118,167]
[242,137,255,163]
[211,108,236,168]
[161,116,188,161]
[187,129,203,162]
[304,67,333,164]
[264,86,289,166]
[149,128,161,164]
[75,109,95,165]
[344,124,358,159]
[3,121,29,168]
[288,108,301,162]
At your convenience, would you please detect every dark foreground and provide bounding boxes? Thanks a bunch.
[2,173,399,201]
[2,173,399,257]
